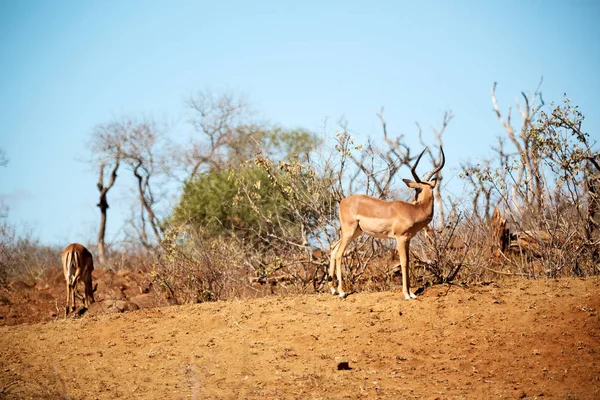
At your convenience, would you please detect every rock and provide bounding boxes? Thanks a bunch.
[103,299,115,308]
[35,280,50,291]
[32,292,56,302]
[122,286,142,300]
[111,275,130,291]
[92,269,111,281]
[336,358,351,371]
[124,301,140,312]
[88,300,120,315]
[104,287,127,301]
[130,294,157,310]
[114,300,139,312]
[114,300,128,311]
[43,267,65,287]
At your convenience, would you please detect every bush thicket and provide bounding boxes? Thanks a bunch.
[2,86,598,306]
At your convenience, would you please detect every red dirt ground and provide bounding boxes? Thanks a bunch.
[1,276,599,399]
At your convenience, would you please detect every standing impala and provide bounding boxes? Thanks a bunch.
[62,243,96,317]
[329,147,445,300]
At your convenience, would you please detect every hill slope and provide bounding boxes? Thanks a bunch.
[1,278,599,399]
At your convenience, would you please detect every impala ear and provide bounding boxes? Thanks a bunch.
[403,179,417,188]
[429,178,438,187]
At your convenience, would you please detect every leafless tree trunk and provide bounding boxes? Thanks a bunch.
[132,158,164,246]
[490,206,509,255]
[91,117,170,252]
[96,160,119,263]
[91,121,129,263]
[116,118,170,249]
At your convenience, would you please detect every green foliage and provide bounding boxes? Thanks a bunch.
[261,127,319,162]
[460,91,599,278]
[170,167,275,236]
[169,127,332,247]
[463,95,595,216]
[240,155,336,245]
[530,97,590,186]
[220,126,321,168]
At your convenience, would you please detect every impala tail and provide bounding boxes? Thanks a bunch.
[66,250,78,287]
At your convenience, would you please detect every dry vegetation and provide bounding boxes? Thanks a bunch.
[0,82,599,398]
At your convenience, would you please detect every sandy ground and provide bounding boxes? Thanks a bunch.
[1,277,599,399]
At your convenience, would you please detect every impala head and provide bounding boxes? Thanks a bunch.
[402,147,445,204]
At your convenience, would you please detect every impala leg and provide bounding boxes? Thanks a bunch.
[397,236,416,300]
[84,269,95,308]
[328,240,341,295]
[65,280,71,318]
[332,237,350,298]
[69,281,76,314]
[335,242,346,298]
[71,269,81,312]
[82,271,88,308]
[83,286,89,309]
[334,229,362,298]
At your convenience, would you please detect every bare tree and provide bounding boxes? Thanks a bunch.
[464,82,600,277]
[337,109,451,227]
[184,91,255,179]
[460,160,494,219]
[91,117,170,253]
[120,119,169,248]
[491,80,545,215]
[335,114,413,199]
[96,160,119,263]
[91,122,128,263]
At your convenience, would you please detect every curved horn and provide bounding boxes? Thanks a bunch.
[424,146,445,181]
[411,148,427,183]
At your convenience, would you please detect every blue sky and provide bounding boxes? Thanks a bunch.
[1,1,599,247]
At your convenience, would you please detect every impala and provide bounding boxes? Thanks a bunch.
[62,243,97,317]
[329,147,445,300]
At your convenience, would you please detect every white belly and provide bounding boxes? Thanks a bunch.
[357,216,401,239]
[362,230,395,239]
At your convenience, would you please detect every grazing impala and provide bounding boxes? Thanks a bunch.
[62,243,96,317]
[329,147,445,300]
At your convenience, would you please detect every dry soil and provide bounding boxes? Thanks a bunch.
[1,277,599,399]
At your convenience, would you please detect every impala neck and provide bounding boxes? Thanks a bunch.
[415,188,435,221]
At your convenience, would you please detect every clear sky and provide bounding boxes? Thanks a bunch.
[1,0,599,247]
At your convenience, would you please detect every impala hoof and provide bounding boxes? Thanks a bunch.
[338,292,347,299]
[403,292,416,300]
